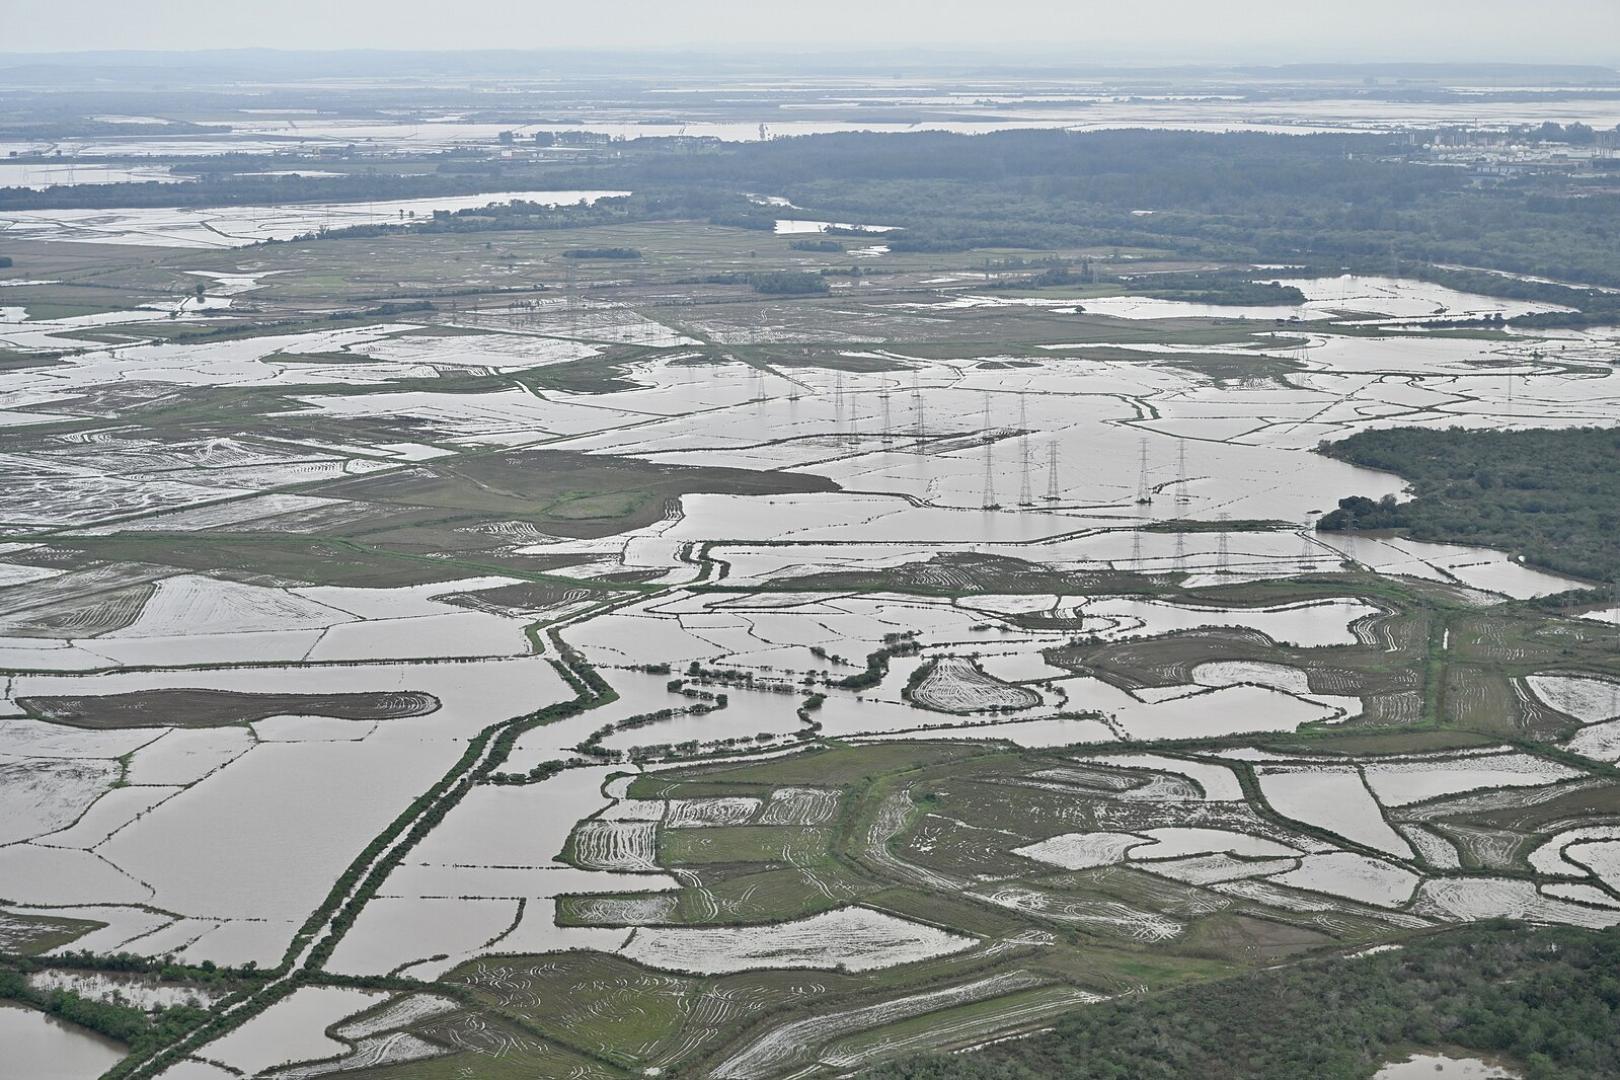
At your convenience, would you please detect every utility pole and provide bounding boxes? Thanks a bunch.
[565,259,579,339]
[1017,393,1033,506]
[1175,440,1190,509]
[981,392,997,509]
[910,367,925,445]
[1135,438,1153,505]
[833,370,845,441]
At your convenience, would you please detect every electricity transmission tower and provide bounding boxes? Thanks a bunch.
[980,393,997,509]
[1017,393,1033,506]
[833,371,845,440]
[1135,438,1153,505]
[910,368,925,445]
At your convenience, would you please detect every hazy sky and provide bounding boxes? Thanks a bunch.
[3,0,1619,65]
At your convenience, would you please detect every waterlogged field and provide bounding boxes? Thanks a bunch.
[0,196,1617,1080]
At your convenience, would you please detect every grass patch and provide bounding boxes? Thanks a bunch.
[19,689,438,729]
[660,825,831,866]
[317,449,837,539]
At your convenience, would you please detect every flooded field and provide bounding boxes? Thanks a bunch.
[2,90,1618,1075]
[6,67,1620,174]
[0,191,628,249]
[0,1002,126,1079]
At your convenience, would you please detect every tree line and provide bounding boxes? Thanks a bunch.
[1317,426,1620,583]
[862,921,1620,1080]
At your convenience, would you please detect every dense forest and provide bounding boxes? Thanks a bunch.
[862,922,1620,1080]
[11,128,1620,300]
[282,189,778,243]
[0,169,525,210]
[598,129,1596,294]
[703,131,1620,290]
[1316,426,1620,583]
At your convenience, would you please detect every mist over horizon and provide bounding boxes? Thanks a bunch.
[3,0,1619,67]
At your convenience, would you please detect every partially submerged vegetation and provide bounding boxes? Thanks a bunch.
[321,448,840,539]
[1318,427,1620,583]
[18,689,439,729]
[3,58,1620,1080]
[865,921,1620,1080]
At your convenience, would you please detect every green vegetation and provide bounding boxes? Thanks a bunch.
[303,189,775,241]
[1136,271,1306,306]
[519,353,646,393]
[837,633,923,690]
[0,170,541,211]
[279,129,1620,298]
[863,921,1620,1080]
[549,728,1620,1075]
[18,689,438,729]
[561,246,642,259]
[700,269,833,294]
[0,347,63,371]
[7,93,1620,1080]
[26,537,483,589]
[752,270,832,294]
[1318,426,1620,583]
[0,912,106,956]
[993,267,1307,307]
[0,967,211,1059]
[320,448,839,539]
[728,131,1620,293]
[774,551,1151,597]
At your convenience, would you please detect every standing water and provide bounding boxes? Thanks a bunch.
[1375,1053,1519,1078]
[0,1002,125,1079]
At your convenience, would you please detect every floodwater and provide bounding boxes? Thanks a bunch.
[0,1003,125,1080]
[1375,1053,1519,1079]
[3,167,1619,1049]
[0,190,629,248]
[27,970,222,1010]
[202,986,384,1075]
[0,162,182,189]
[9,88,1620,165]
[1256,766,1415,859]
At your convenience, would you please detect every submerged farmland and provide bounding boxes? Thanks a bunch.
[1,119,1619,1080]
